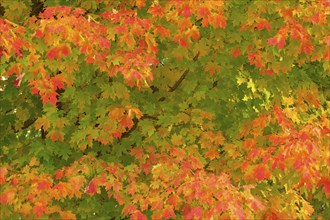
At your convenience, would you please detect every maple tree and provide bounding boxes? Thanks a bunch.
[1,0,329,219]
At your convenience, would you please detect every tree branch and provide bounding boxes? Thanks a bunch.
[10,118,37,133]
[168,69,189,92]
[168,51,199,93]
[120,114,158,140]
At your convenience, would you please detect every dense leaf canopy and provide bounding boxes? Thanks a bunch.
[1,0,329,219]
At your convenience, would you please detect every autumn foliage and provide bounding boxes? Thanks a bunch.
[0,0,329,219]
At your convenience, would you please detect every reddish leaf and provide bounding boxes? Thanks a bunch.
[38,181,52,191]
[130,211,147,220]
[122,204,137,215]
[47,48,59,60]
[205,150,220,160]
[33,204,48,217]
[170,147,186,160]
[180,5,191,18]
[148,5,163,18]
[317,178,330,198]
[167,194,179,207]
[0,166,7,184]
[163,206,176,219]
[256,20,271,31]
[130,147,144,160]
[232,47,240,58]
[85,180,97,195]
[55,170,63,180]
[191,206,203,218]
[35,30,43,38]
[60,211,76,220]
[0,191,14,204]
[254,164,271,181]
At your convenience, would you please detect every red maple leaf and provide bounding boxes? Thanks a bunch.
[52,76,65,90]
[38,181,52,191]
[85,180,97,195]
[148,5,163,18]
[131,211,147,220]
[0,167,7,184]
[0,191,14,204]
[256,20,271,31]
[122,204,137,215]
[130,147,144,160]
[61,45,70,56]
[55,169,63,179]
[167,194,179,207]
[191,206,203,218]
[33,204,48,217]
[9,177,17,186]
[268,35,286,49]
[47,48,59,60]
[317,178,330,198]
[180,5,191,18]
[213,14,226,28]
[232,47,240,58]
[35,30,44,38]
[254,164,271,181]
[163,206,176,219]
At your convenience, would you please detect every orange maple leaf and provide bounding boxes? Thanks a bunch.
[0,166,7,184]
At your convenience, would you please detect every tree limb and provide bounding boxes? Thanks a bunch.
[168,51,199,92]
[168,69,189,92]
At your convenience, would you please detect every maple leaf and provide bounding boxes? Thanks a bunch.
[85,180,97,195]
[167,194,179,207]
[190,206,203,218]
[212,14,226,28]
[29,157,40,167]
[254,164,271,182]
[135,0,145,8]
[148,5,163,18]
[51,76,65,90]
[171,134,184,146]
[33,204,48,217]
[189,26,200,41]
[205,150,220,160]
[10,177,18,186]
[0,166,8,184]
[34,116,50,131]
[232,47,240,58]
[170,147,186,160]
[6,65,20,76]
[273,105,293,129]
[130,147,144,160]
[122,204,137,215]
[55,170,63,180]
[154,25,170,38]
[37,180,52,191]
[317,178,330,198]
[130,211,147,220]
[163,205,176,219]
[60,44,70,56]
[204,61,221,76]
[179,5,191,18]
[60,211,76,220]
[255,19,271,31]
[0,191,15,204]
[47,47,60,60]
[268,35,286,49]
[35,30,43,38]
[46,130,64,142]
